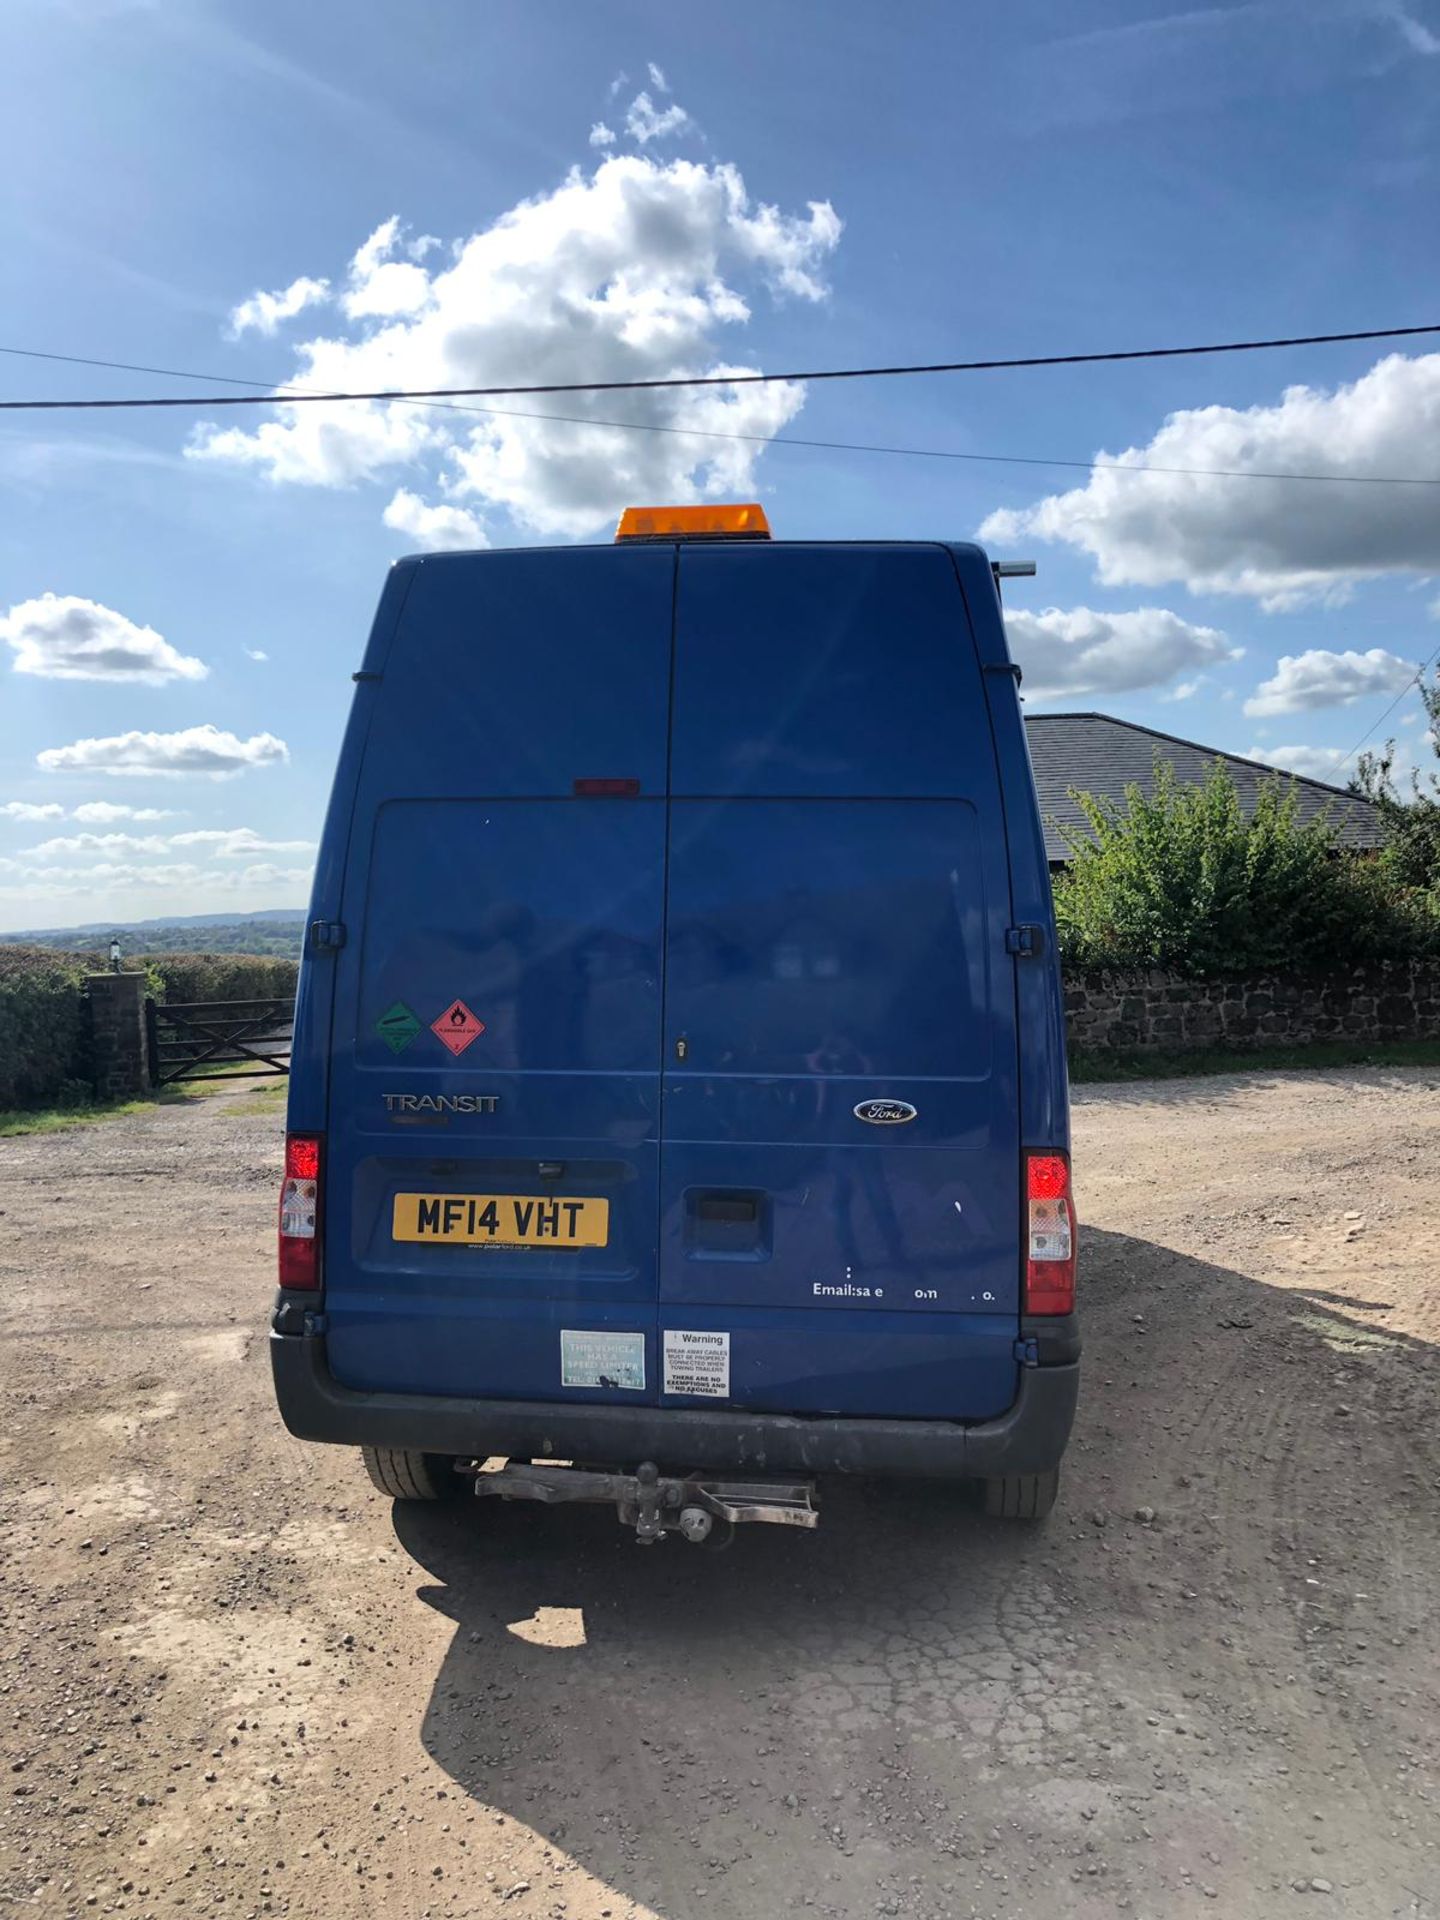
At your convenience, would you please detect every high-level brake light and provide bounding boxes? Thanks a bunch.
[279,1132,322,1289]
[1024,1150,1075,1315]
[615,503,771,541]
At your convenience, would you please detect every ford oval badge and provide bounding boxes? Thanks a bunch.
[854,1099,918,1126]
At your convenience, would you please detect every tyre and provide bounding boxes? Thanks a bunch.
[361,1447,462,1502]
[981,1468,1059,1520]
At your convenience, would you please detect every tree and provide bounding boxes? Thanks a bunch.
[1349,666,1440,893]
[1053,756,1430,977]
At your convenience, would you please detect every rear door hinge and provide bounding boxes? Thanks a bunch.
[1013,1336,1039,1367]
[303,1310,329,1337]
[1005,924,1044,957]
[309,919,347,952]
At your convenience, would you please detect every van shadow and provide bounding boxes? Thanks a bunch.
[391,1224,1440,1918]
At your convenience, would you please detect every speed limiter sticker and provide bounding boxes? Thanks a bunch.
[662,1328,730,1399]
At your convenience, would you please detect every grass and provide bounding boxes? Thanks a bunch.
[1071,1038,1440,1084]
[0,1089,195,1137]
[0,1073,287,1136]
[224,1084,288,1117]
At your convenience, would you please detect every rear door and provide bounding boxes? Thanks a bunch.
[322,546,672,1405]
[658,544,1020,1419]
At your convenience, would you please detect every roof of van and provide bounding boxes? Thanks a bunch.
[1023,712,1387,862]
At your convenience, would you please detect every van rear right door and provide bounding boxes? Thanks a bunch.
[657,544,1021,1420]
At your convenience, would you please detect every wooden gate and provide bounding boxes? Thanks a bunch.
[145,996,294,1085]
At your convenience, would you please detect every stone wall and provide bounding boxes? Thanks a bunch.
[86,972,151,1101]
[1064,959,1440,1058]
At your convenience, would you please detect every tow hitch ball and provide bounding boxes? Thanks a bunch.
[465,1459,819,1542]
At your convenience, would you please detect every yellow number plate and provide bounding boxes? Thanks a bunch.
[392,1193,609,1248]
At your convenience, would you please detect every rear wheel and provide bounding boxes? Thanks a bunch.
[361,1447,462,1502]
[981,1468,1059,1520]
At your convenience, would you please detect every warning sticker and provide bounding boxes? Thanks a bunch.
[560,1329,645,1392]
[663,1328,731,1399]
[375,1001,422,1054]
[430,999,486,1057]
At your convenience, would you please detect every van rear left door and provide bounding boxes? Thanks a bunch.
[321,547,672,1406]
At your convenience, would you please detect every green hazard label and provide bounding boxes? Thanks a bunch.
[375,1001,422,1054]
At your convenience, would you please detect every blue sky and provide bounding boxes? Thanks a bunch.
[3,0,1439,930]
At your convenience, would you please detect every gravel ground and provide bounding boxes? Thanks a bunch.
[1,1068,1437,1920]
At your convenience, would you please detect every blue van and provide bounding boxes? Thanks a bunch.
[270,508,1079,1539]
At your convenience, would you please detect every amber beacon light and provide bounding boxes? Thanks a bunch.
[615,503,772,541]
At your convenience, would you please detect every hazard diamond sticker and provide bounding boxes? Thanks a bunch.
[374,1001,422,1055]
[430,998,486,1056]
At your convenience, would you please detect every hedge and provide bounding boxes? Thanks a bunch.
[146,953,299,1002]
[0,946,96,1109]
[0,948,299,1111]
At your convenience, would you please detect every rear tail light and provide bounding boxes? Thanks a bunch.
[278,1132,322,1289]
[1025,1150,1075,1315]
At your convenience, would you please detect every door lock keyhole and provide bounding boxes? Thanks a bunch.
[675,1035,688,1062]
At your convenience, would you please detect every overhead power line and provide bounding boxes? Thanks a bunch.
[1332,640,1440,778]
[1,321,1438,414]
[3,342,1440,487]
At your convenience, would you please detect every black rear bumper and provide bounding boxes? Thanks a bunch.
[270,1330,1079,1481]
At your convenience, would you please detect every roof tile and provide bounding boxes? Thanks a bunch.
[1023,712,1386,863]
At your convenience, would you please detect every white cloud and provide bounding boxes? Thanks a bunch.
[647,62,669,91]
[1383,3,1440,55]
[0,860,313,913]
[2,800,178,826]
[168,828,315,857]
[229,274,330,337]
[0,800,65,822]
[589,121,616,148]
[0,860,201,886]
[70,802,179,823]
[21,821,307,860]
[1,594,208,684]
[1005,604,1239,702]
[342,217,433,320]
[1158,678,1202,703]
[189,151,840,537]
[1243,647,1416,717]
[1243,743,1351,782]
[31,832,171,858]
[37,725,290,779]
[30,826,312,861]
[245,647,269,663]
[980,354,1440,608]
[625,89,693,143]
[227,862,314,890]
[383,487,488,552]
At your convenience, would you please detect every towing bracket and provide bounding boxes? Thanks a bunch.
[463,1458,819,1543]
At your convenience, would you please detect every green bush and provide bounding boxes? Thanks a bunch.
[149,953,299,1003]
[0,946,92,1108]
[1052,758,1440,978]
[1351,703,1440,899]
[0,947,299,1112]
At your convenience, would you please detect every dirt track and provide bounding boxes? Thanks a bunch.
[1,1068,1437,1920]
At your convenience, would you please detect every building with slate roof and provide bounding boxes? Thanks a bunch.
[1022,712,1386,866]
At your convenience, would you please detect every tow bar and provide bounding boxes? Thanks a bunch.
[464,1459,818,1543]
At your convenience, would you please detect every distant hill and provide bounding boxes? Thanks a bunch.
[0,911,306,958]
